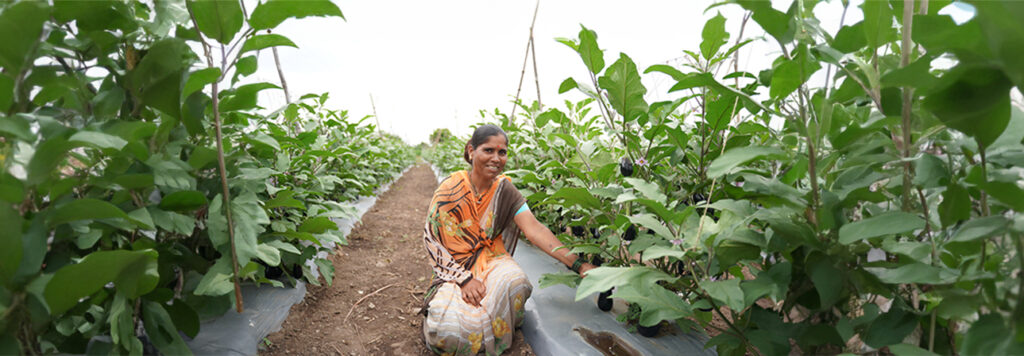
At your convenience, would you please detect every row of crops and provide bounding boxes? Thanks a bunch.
[429,1,1024,355]
[0,1,413,354]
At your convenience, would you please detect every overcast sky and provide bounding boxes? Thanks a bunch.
[243,0,969,144]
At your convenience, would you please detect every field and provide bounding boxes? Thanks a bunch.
[2,1,1024,355]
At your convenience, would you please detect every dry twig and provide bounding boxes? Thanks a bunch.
[344,283,396,323]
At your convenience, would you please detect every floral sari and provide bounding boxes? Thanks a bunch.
[422,171,532,355]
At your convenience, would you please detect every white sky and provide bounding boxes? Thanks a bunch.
[243,0,969,145]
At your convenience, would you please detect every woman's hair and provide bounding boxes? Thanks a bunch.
[463,124,508,164]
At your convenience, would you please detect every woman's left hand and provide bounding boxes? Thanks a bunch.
[578,262,597,277]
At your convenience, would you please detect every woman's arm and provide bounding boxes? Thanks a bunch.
[514,210,596,276]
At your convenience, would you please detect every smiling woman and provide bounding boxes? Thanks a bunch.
[420,124,596,355]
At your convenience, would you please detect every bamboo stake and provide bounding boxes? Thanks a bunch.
[510,0,540,119]
[369,93,382,137]
[530,21,542,110]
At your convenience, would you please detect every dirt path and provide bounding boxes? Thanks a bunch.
[262,164,533,356]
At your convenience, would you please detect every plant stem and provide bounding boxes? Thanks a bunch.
[1013,232,1024,326]
[188,6,244,313]
[929,310,937,352]
[900,0,915,211]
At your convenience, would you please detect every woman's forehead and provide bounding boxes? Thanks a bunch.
[480,135,508,148]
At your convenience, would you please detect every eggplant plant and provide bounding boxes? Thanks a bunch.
[428,1,1024,354]
[0,1,412,354]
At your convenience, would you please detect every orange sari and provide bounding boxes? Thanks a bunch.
[422,171,531,355]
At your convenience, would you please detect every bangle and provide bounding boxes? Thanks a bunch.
[570,258,583,273]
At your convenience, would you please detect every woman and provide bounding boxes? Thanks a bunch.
[422,124,597,355]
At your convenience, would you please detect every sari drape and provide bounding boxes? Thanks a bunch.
[421,171,532,355]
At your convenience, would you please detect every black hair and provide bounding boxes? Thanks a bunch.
[463,124,508,164]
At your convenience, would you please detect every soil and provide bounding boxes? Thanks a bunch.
[261,164,534,356]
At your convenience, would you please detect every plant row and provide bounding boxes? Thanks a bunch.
[429,1,1024,354]
[0,1,412,355]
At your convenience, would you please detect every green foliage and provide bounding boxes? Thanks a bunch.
[427,2,1024,353]
[0,0,409,354]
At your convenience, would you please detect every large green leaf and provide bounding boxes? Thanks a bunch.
[158,190,209,212]
[239,34,298,54]
[0,205,22,286]
[187,0,243,44]
[598,53,648,123]
[949,216,1010,243]
[0,113,34,142]
[147,0,189,37]
[911,154,949,188]
[54,0,134,32]
[47,198,131,226]
[808,257,843,309]
[219,82,280,112]
[68,131,128,151]
[44,249,159,315]
[867,263,959,284]
[537,272,580,289]
[838,211,925,244]
[571,25,604,75]
[971,1,1024,89]
[832,22,866,53]
[861,0,895,49]
[0,1,49,74]
[182,67,220,98]
[912,14,985,54]
[612,283,692,327]
[862,308,918,349]
[740,262,790,305]
[629,213,672,239]
[248,0,344,30]
[736,0,793,44]
[708,146,786,178]
[938,183,970,228]
[0,172,24,205]
[700,13,728,60]
[923,65,1013,149]
[542,187,600,210]
[981,181,1024,211]
[298,216,338,234]
[623,178,665,204]
[131,38,189,120]
[575,266,675,301]
[142,301,193,356]
[27,136,74,186]
[700,278,746,312]
[960,313,1024,355]
[207,192,269,266]
[645,66,766,112]
[0,74,13,112]
[770,45,821,99]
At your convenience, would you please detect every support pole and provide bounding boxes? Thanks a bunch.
[510,1,540,120]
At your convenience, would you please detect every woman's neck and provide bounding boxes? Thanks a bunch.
[467,169,495,195]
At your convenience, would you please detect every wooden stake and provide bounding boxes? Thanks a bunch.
[510,0,540,120]
[369,93,382,137]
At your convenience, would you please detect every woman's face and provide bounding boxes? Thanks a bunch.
[468,134,508,180]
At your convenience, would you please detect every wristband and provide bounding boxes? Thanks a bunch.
[570,258,584,273]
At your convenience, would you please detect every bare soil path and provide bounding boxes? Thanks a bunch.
[262,164,533,356]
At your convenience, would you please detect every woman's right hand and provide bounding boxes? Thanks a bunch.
[460,278,486,307]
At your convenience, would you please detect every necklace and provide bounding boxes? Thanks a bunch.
[468,173,494,204]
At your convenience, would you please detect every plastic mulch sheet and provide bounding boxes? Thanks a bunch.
[184,165,412,355]
[514,241,718,356]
